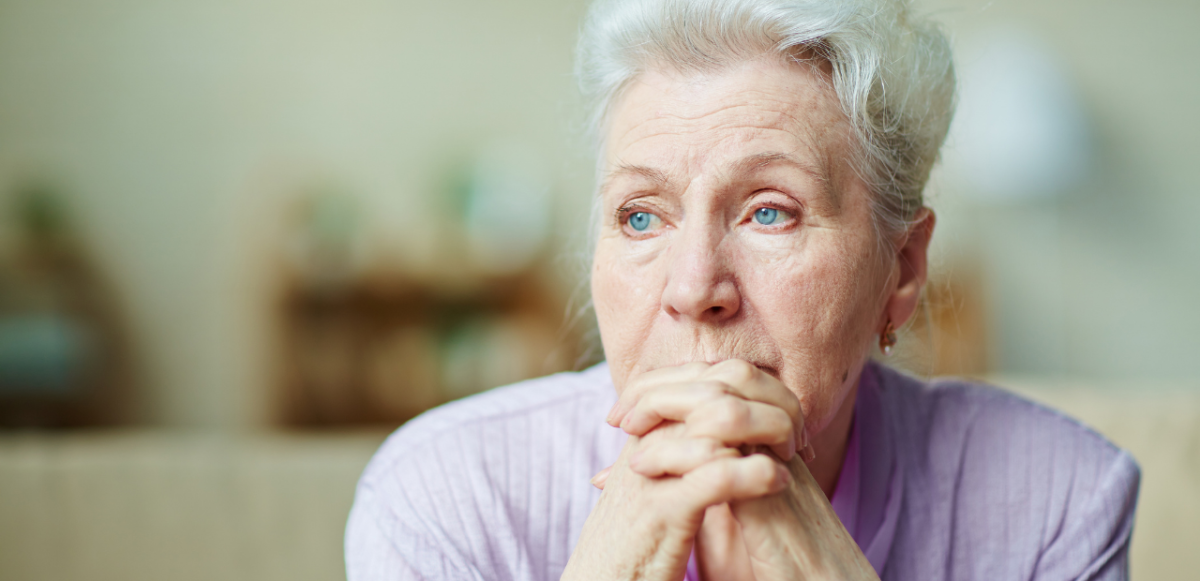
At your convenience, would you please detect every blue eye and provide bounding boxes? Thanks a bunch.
[629,211,653,231]
[754,207,780,225]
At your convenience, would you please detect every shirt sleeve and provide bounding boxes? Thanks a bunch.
[1032,450,1141,581]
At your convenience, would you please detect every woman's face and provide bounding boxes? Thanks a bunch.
[591,56,904,435]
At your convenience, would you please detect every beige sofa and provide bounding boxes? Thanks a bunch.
[0,382,1196,580]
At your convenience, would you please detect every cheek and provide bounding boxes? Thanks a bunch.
[590,252,622,330]
[590,244,662,382]
[592,245,650,320]
[738,235,883,427]
[741,243,870,343]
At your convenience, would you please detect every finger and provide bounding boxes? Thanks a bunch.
[702,359,802,423]
[687,398,797,460]
[800,444,817,464]
[679,454,790,507]
[704,359,806,451]
[590,466,611,490]
[607,362,713,425]
[619,381,734,436]
[628,437,739,477]
[620,381,798,461]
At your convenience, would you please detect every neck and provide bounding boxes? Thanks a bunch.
[807,374,861,498]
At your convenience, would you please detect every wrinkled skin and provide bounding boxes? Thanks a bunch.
[562,55,933,580]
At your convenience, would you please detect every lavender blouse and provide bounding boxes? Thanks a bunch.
[345,362,1139,580]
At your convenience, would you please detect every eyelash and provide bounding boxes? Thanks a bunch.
[615,204,652,225]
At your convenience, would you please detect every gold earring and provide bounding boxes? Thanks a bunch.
[879,320,897,355]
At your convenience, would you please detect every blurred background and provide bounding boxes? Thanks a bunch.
[0,0,1196,579]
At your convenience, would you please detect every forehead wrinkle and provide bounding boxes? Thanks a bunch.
[722,151,831,193]
[632,101,801,136]
[607,77,852,206]
[612,84,808,142]
[611,107,756,152]
[599,161,671,197]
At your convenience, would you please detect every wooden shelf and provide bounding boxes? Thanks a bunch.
[275,270,587,428]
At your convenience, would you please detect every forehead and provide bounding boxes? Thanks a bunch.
[604,56,851,176]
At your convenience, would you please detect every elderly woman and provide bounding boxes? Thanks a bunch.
[345,0,1140,579]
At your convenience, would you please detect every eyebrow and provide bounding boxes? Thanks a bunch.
[599,163,670,196]
[601,151,835,206]
[729,151,826,182]
[727,151,836,206]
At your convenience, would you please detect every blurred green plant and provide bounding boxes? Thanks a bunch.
[13,180,72,243]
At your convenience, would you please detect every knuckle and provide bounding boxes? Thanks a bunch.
[711,399,750,432]
[713,359,756,384]
[696,381,727,401]
[635,429,661,448]
[747,455,778,488]
[786,401,803,423]
[712,461,738,492]
[618,387,643,410]
[784,391,803,418]
[696,437,720,455]
[768,407,793,435]
[701,438,730,458]
[637,390,663,412]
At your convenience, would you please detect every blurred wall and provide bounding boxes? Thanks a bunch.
[0,0,1195,428]
[923,0,1200,381]
[0,0,596,427]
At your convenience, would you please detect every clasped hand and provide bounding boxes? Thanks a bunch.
[561,360,877,581]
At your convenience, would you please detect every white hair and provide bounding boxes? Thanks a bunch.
[575,0,956,243]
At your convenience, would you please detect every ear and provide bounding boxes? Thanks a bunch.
[881,208,935,330]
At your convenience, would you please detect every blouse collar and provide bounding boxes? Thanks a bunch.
[831,362,904,574]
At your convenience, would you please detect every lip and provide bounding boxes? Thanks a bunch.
[754,364,782,379]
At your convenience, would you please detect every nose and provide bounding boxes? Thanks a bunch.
[660,220,741,323]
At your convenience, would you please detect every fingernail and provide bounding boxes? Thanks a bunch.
[801,444,817,464]
[590,466,611,488]
[605,402,620,425]
[774,464,791,490]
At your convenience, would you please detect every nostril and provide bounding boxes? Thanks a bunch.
[661,274,741,321]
